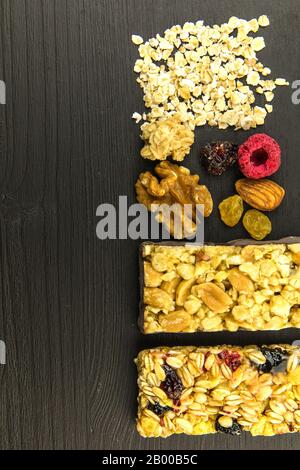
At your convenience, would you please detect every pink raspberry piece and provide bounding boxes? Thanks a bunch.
[238,133,281,179]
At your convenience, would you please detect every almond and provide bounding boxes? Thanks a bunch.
[235,178,285,211]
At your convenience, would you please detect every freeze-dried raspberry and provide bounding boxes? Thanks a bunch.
[238,133,281,179]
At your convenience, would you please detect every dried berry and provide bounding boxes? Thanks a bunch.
[201,141,238,175]
[238,133,281,179]
[215,416,242,435]
[147,401,172,416]
[160,364,183,402]
[219,195,244,227]
[257,347,288,373]
[218,350,241,371]
[243,209,272,240]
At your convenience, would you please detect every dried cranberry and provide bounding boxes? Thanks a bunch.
[218,350,241,372]
[201,141,238,175]
[160,364,183,402]
[147,401,172,417]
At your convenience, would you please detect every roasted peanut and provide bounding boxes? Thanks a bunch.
[196,282,232,313]
[144,262,162,287]
[176,279,195,306]
[228,268,254,293]
[159,310,192,332]
[144,287,174,310]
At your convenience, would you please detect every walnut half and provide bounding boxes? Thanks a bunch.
[135,161,213,238]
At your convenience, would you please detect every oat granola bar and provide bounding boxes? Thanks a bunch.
[136,344,300,438]
[140,240,300,333]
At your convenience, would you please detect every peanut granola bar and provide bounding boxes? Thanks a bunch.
[140,241,300,333]
[136,344,300,438]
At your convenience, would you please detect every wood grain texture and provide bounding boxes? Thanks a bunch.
[0,0,300,450]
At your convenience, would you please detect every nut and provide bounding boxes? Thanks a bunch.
[144,287,174,310]
[136,161,213,238]
[235,178,285,211]
[144,262,162,287]
[197,282,232,313]
[228,268,254,293]
[158,310,192,332]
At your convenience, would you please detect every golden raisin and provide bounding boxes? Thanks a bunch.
[242,209,272,240]
[218,195,244,227]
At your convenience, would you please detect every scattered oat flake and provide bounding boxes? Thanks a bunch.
[258,15,270,27]
[275,78,289,86]
[132,112,142,123]
[131,34,144,45]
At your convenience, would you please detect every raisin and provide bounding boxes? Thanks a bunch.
[147,401,172,416]
[215,416,242,435]
[243,209,272,240]
[201,141,238,175]
[257,347,288,373]
[219,195,244,227]
[160,364,183,402]
[218,350,241,371]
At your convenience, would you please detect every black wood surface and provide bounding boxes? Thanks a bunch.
[0,0,300,450]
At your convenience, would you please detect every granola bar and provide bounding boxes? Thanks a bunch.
[140,240,300,333]
[136,344,300,438]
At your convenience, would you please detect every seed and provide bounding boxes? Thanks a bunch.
[180,366,194,387]
[285,398,298,411]
[180,387,193,401]
[269,401,286,415]
[154,362,166,381]
[146,373,158,387]
[287,353,299,372]
[294,385,300,400]
[166,356,183,369]
[240,405,258,416]
[175,418,193,434]
[189,402,204,411]
[194,392,207,404]
[187,360,200,376]
[272,385,287,395]
[294,410,300,424]
[267,411,284,422]
[225,394,241,402]
[223,405,239,413]
[208,399,223,407]
[284,411,294,423]
[247,350,266,365]
[206,406,219,414]
[211,363,221,377]
[238,420,253,427]
[144,409,161,422]
[218,416,233,428]
[240,412,258,423]
[221,363,233,379]
[152,386,168,402]
[256,386,273,401]
[204,353,215,371]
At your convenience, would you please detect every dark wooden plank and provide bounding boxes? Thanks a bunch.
[0,0,300,450]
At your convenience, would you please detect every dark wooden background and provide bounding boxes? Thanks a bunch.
[0,0,300,450]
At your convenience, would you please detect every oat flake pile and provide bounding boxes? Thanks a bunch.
[132,16,288,132]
